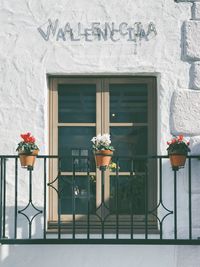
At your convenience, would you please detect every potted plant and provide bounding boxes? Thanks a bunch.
[167,135,190,170]
[16,132,39,168]
[91,133,114,168]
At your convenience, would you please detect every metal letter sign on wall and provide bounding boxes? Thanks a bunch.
[38,19,157,43]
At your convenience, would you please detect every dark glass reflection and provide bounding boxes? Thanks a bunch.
[110,127,147,172]
[110,175,145,215]
[58,127,96,172]
[58,84,96,123]
[111,126,147,156]
[110,84,147,123]
[59,176,96,214]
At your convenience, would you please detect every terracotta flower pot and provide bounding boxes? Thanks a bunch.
[169,154,187,170]
[94,150,113,168]
[18,150,39,168]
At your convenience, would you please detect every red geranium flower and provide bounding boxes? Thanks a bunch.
[21,133,36,143]
[16,132,39,154]
[167,135,190,154]
[178,135,183,141]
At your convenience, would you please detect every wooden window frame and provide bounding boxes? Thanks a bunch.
[48,76,157,229]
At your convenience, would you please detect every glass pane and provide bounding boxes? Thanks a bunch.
[110,84,147,123]
[58,84,96,123]
[110,127,147,171]
[110,175,145,215]
[58,127,96,172]
[59,176,96,214]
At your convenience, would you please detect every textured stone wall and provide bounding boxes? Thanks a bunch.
[0,0,200,266]
[0,0,193,153]
[171,0,200,144]
[170,3,200,262]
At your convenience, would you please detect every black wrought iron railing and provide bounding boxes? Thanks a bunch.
[0,155,200,244]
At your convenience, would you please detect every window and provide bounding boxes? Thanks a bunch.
[49,77,157,231]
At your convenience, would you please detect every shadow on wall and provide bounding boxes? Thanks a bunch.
[180,22,187,63]
[0,241,183,267]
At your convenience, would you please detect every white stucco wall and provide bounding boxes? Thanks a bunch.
[1,0,200,266]
[0,244,199,267]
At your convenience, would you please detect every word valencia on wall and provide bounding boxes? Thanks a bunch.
[38,19,157,43]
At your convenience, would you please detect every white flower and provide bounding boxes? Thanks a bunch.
[95,134,102,145]
[91,133,114,151]
[101,133,111,145]
[91,137,96,144]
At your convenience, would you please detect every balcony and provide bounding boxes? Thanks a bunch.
[0,155,200,245]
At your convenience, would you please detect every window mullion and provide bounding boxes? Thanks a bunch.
[50,78,59,222]
[102,78,110,134]
[96,79,103,208]
[102,78,110,210]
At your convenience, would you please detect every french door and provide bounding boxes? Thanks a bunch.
[49,77,157,226]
